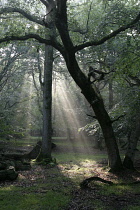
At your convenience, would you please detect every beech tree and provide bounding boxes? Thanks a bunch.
[0,0,140,171]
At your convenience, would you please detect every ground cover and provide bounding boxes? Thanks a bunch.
[0,137,139,210]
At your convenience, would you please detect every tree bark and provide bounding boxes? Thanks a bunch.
[38,5,55,160]
[41,44,53,159]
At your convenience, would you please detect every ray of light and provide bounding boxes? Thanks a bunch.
[52,77,95,158]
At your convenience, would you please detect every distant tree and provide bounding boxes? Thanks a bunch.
[0,42,44,139]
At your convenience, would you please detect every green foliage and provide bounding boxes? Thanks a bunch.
[0,42,43,138]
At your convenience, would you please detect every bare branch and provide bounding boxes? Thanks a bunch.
[111,114,126,123]
[0,51,21,83]
[125,77,137,87]
[74,12,140,52]
[129,75,140,86]
[0,7,44,26]
[86,114,97,119]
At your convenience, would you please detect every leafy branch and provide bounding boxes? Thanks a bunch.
[74,12,140,52]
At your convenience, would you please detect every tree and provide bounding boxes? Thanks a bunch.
[0,42,49,139]
[110,24,140,170]
[0,0,140,171]
[41,44,53,159]
[39,5,54,159]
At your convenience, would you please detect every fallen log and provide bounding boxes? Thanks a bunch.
[80,177,113,189]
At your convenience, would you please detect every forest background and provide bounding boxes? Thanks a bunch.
[0,0,140,172]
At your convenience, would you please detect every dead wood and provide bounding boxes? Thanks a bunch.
[80,176,140,189]
[80,177,113,189]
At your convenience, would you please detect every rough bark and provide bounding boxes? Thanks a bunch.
[38,5,54,160]
[41,45,53,159]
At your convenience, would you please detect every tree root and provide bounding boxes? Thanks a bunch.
[80,177,140,189]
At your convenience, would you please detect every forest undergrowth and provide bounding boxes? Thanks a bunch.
[0,138,140,210]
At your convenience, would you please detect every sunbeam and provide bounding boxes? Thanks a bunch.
[52,77,94,158]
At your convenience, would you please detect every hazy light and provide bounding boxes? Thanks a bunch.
[52,77,93,157]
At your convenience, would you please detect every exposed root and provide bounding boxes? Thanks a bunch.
[80,176,140,189]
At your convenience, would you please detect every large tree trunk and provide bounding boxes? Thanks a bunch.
[123,113,140,170]
[55,3,123,171]
[41,44,53,159]
[38,6,54,160]
[65,54,123,172]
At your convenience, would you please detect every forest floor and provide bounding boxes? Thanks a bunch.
[0,137,140,210]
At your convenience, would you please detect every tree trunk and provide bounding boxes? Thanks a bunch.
[123,113,140,170]
[41,44,53,159]
[67,54,123,172]
[38,5,55,160]
[55,1,123,171]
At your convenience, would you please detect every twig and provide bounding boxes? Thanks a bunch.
[111,114,126,123]
[86,114,97,119]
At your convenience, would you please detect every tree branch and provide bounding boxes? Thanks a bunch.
[0,7,44,26]
[86,114,97,120]
[0,34,65,55]
[111,114,126,123]
[129,75,140,86]
[74,12,140,52]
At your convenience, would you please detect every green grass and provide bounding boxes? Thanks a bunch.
[0,186,70,210]
[99,184,131,196]
[90,200,105,210]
